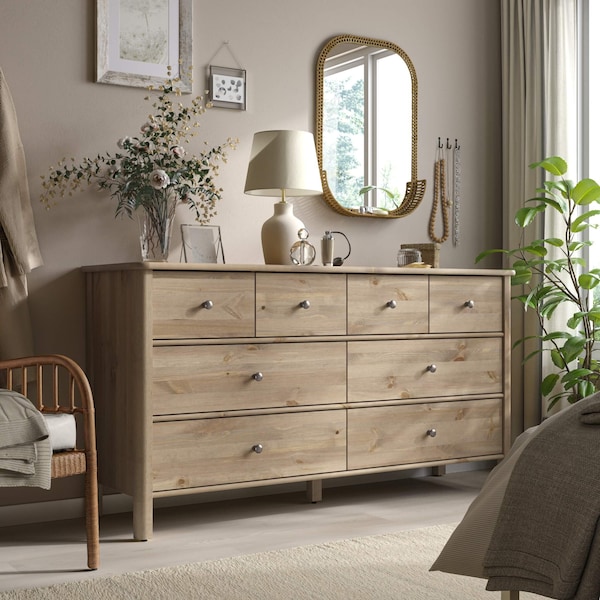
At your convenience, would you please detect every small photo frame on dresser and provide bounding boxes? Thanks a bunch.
[181,224,225,263]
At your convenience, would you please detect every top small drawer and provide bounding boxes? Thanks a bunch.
[152,272,255,339]
[429,276,503,333]
[348,274,428,335]
[256,273,346,337]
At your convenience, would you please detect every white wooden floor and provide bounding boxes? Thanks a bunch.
[0,469,488,593]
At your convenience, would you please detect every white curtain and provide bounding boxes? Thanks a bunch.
[500,0,578,434]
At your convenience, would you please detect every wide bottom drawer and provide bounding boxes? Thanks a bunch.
[152,410,347,491]
[347,398,503,470]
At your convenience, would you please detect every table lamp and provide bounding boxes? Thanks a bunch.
[244,130,323,264]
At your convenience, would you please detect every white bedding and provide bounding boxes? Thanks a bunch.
[42,413,76,451]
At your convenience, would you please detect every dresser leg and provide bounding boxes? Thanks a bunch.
[307,479,323,503]
[500,592,519,600]
[432,465,446,476]
[133,495,153,541]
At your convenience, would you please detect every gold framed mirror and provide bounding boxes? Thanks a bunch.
[316,34,426,218]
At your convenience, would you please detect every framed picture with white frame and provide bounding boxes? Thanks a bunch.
[181,224,225,264]
[96,0,193,93]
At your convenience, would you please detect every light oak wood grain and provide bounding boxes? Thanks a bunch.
[255,272,346,336]
[84,264,512,541]
[347,399,503,469]
[429,276,503,333]
[347,274,429,334]
[151,342,346,414]
[348,337,503,401]
[152,411,347,490]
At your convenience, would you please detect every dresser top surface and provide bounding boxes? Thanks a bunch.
[82,262,513,277]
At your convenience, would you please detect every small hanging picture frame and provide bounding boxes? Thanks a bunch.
[209,65,246,110]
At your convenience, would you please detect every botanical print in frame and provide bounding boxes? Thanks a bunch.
[181,225,225,264]
[209,66,247,110]
[97,0,192,93]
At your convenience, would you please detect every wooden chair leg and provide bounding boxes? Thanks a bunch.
[85,455,100,569]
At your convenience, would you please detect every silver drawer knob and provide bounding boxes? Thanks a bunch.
[386,300,397,309]
[299,299,311,309]
[426,364,437,373]
[200,300,214,310]
[252,372,264,382]
[252,443,264,454]
[464,300,475,309]
[426,428,437,438]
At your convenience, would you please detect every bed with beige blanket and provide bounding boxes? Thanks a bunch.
[431,393,600,600]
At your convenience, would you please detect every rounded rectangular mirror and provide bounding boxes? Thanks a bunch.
[316,35,426,218]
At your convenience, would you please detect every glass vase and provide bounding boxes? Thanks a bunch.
[137,192,177,262]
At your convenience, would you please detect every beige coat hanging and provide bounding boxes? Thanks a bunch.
[0,68,43,360]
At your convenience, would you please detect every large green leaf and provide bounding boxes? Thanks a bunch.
[572,179,600,205]
[511,266,532,286]
[474,248,507,263]
[541,373,560,395]
[572,209,600,232]
[551,348,566,368]
[579,272,600,290]
[562,368,595,387]
[561,335,587,363]
[530,156,568,176]
[526,195,565,213]
[515,205,545,227]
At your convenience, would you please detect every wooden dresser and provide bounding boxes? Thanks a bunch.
[84,263,512,540]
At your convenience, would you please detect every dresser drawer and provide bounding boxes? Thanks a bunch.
[152,410,347,491]
[347,274,428,334]
[348,337,503,401]
[429,276,503,333]
[151,342,347,415]
[255,273,346,337]
[347,398,503,469]
[152,272,255,339]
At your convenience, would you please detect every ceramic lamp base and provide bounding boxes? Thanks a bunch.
[261,202,305,265]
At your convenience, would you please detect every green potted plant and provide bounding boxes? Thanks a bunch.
[476,156,600,410]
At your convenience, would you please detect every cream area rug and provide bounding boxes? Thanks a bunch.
[0,524,544,600]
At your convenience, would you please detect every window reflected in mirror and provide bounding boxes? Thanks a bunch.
[316,35,425,218]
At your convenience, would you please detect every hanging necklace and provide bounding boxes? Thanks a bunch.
[429,150,451,244]
[452,141,461,246]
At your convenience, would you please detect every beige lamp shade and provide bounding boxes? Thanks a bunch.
[244,130,323,198]
[244,130,323,264]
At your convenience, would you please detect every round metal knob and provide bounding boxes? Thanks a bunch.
[252,372,264,382]
[299,300,311,310]
[426,428,437,438]
[200,300,214,310]
[464,300,475,309]
[386,300,397,309]
[252,444,263,454]
[426,364,437,373]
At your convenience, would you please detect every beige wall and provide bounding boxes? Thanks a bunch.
[0,0,501,507]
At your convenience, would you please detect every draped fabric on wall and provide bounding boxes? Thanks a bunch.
[500,0,578,434]
[0,68,43,360]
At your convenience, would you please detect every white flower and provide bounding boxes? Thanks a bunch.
[172,145,186,158]
[141,122,158,134]
[118,137,133,149]
[150,169,170,189]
